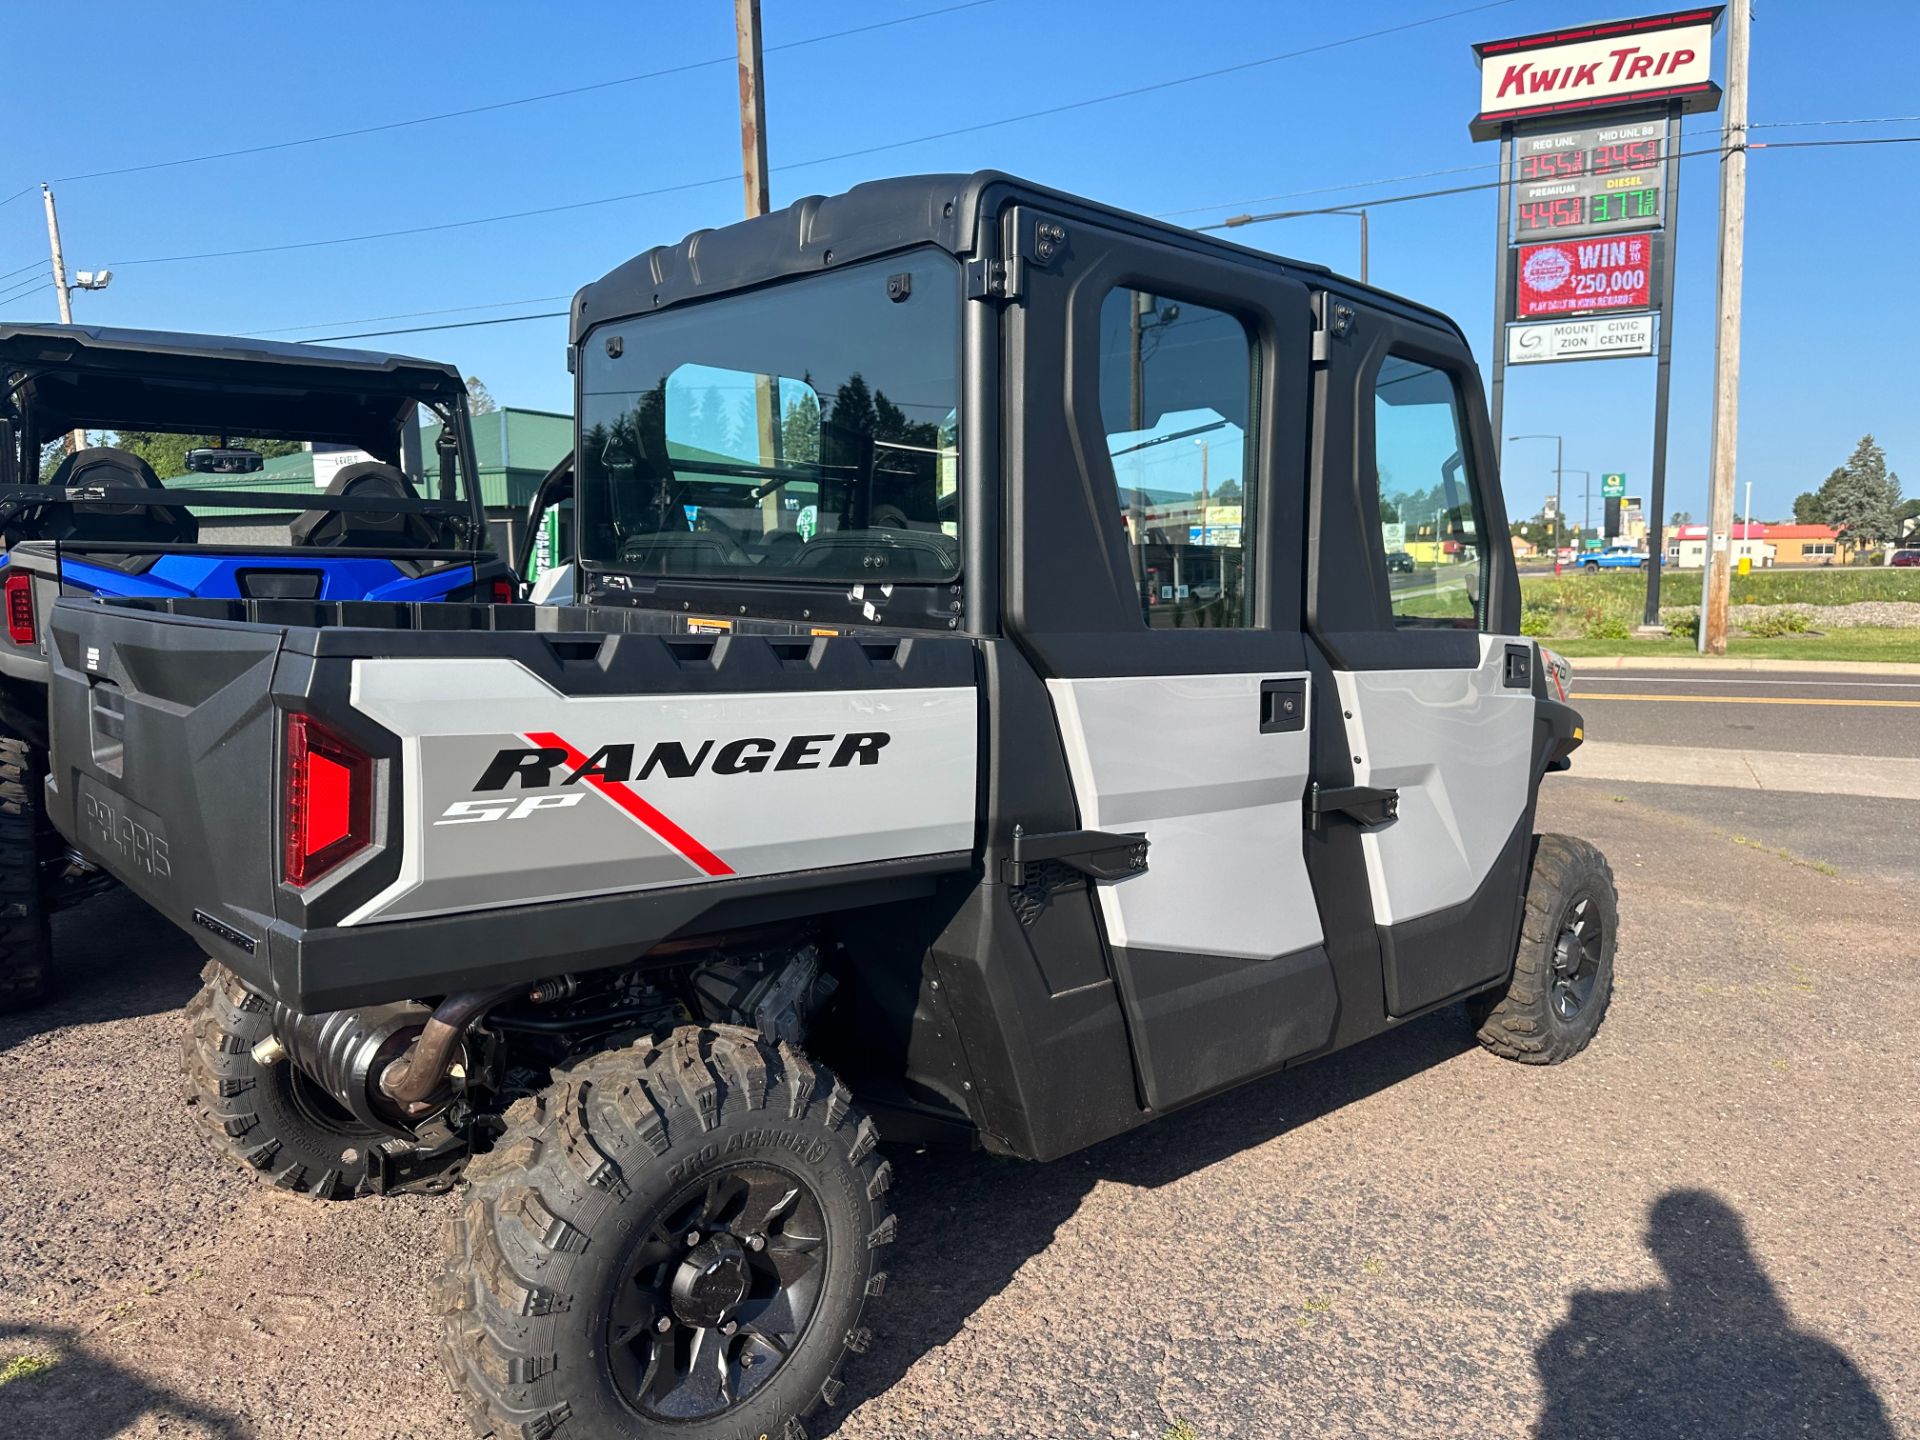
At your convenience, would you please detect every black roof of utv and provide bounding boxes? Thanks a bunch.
[0,323,467,444]
[572,170,1467,346]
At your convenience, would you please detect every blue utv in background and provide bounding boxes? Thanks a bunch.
[0,323,512,1006]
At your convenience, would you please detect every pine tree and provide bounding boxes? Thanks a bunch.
[1817,435,1902,551]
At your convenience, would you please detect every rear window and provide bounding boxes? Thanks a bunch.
[577,251,961,585]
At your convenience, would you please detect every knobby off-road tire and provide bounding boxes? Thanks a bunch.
[0,732,52,1011]
[1470,833,1617,1064]
[439,1025,894,1440]
[180,959,388,1200]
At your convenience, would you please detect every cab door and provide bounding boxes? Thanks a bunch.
[1307,295,1536,1017]
[999,204,1339,1113]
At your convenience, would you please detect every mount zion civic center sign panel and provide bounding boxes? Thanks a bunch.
[1507,315,1656,365]
[1470,8,1723,140]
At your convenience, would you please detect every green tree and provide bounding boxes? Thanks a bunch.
[111,431,303,479]
[1668,510,1692,526]
[464,376,498,415]
[1816,434,1902,552]
[1791,489,1830,525]
[780,389,821,465]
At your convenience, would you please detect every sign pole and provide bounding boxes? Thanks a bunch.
[1489,126,1512,455]
[1642,101,1684,630]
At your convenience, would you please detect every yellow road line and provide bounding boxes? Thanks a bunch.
[1575,693,1920,708]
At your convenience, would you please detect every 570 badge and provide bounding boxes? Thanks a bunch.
[81,784,171,882]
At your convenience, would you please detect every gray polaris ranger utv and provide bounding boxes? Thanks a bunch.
[45,173,1610,1440]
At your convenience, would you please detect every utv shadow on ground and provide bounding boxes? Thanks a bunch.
[1532,1189,1895,1440]
[824,1006,1478,1435]
[0,1324,248,1438]
[0,889,202,1056]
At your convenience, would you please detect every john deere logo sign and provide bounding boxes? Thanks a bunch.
[1602,472,1627,498]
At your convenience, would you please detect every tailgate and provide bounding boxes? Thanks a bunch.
[49,600,983,1010]
[47,599,287,989]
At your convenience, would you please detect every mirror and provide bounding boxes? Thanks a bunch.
[183,446,264,474]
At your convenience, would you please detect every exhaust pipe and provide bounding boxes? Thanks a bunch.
[378,986,518,1116]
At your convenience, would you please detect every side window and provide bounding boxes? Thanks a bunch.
[1097,287,1256,629]
[1372,355,1486,629]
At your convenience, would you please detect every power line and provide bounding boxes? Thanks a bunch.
[1197,133,1920,231]
[104,0,1529,270]
[278,131,1920,345]
[37,0,998,187]
[0,281,53,306]
[1155,115,1920,222]
[244,294,572,337]
[306,311,569,343]
[0,257,46,285]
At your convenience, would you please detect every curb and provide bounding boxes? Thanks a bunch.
[1564,654,1920,676]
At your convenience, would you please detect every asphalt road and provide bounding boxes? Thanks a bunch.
[2,781,1915,1439]
[1570,666,1920,757]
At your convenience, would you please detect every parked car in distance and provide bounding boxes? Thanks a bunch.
[1892,549,1920,568]
[1584,545,1654,572]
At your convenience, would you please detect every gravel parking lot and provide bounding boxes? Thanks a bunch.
[3,782,1915,1439]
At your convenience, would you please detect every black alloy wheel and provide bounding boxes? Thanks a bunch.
[608,1163,829,1421]
[1548,895,1603,1021]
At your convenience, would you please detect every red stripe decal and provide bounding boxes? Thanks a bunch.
[524,730,734,877]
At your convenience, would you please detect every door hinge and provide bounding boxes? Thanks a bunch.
[1004,826,1148,886]
[1312,300,1358,366]
[965,256,1023,304]
[1308,782,1399,831]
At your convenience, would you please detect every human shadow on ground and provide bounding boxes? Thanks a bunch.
[821,1005,1477,1435]
[0,1323,248,1438]
[1532,1189,1895,1440]
[0,888,203,1055]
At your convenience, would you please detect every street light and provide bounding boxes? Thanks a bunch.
[1324,208,1369,284]
[1561,469,1592,548]
[1508,433,1564,564]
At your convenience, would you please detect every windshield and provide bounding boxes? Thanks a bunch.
[577,250,960,584]
[2,398,484,554]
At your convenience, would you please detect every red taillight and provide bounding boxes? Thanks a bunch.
[4,570,34,646]
[283,713,372,888]
[489,575,516,604]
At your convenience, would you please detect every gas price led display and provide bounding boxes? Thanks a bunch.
[1511,116,1666,241]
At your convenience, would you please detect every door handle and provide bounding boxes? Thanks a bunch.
[1260,678,1307,733]
[1503,644,1531,689]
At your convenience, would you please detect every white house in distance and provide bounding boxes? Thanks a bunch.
[1665,523,1776,569]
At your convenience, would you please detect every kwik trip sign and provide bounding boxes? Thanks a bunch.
[1471,7,1723,140]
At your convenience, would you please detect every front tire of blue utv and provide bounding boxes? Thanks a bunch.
[180,960,388,1200]
[0,733,52,1012]
[438,1025,893,1440]
[1470,834,1617,1064]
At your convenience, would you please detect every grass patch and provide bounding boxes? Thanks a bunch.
[0,1352,57,1387]
[1729,834,1840,878]
[1518,569,1920,644]
[1550,627,1920,662]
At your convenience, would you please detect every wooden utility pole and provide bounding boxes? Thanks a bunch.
[40,183,87,454]
[1700,2,1750,655]
[735,0,781,529]
[734,0,770,219]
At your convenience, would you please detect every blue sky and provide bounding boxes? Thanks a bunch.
[5,0,1914,523]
